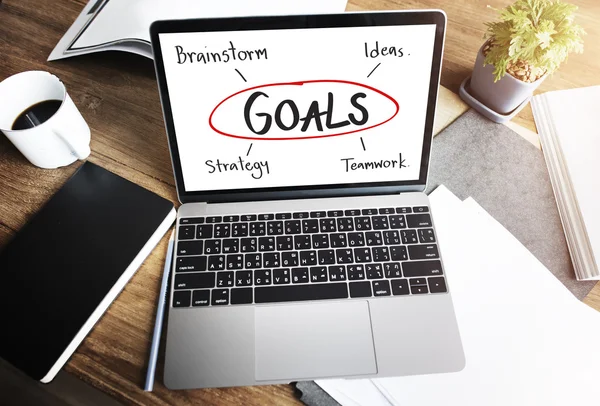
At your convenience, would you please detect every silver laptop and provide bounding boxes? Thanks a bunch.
[150,10,464,389]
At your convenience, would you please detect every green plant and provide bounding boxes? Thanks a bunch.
[483,0,585,82]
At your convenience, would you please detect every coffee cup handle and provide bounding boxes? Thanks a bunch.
[53,129,91,160]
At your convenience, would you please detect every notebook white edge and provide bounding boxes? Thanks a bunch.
[40,207,176,383]
[531,93,600,280]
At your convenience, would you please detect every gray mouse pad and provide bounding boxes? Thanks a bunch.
[426,109,596,300]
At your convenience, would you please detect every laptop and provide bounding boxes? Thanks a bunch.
[150,10,465,389]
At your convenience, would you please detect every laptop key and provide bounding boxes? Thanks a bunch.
[292,267,309,283]
[349,281,372,298]
[362,208,378,215]
[196,224,213,239]
[347,265,365,280]
[366,263,384,279]
[258,236,275,251]
[344,209,361,216]
[226,254,243,270]
[300,250,317,266]
[418,228,436,243]
[281,251,299,267]
[402,260,443,277]
[372,216,389,230]
[173,291,191,307]
[245,253,262,269]
[383,230,400,245]
[319,218,336,232]
[294,235,311,250]
[428,277,448,293]
[211,289,229,305]
[222,215,239,222]
[354,217,372,230]
[216,271,234,287]
[406,213,432,228]
[249,222,266,236]
[408,244,440,260]
[372,280,391,296]
[192,290,210,306]
[365,231,383,246]
[389,215,406,229]
[241,214,257,221]
[235,270,253,286]
[347,232,365,247]
[273,268,291,284]
[180,217,204,225]
[354,248,372,263]
[409,278,427,286]
[310,267,328,282]
[240,237,257,253]
[372,247,389,262]
[390,246,408,261]
[328,266,347,281]
[400,229,418,244]
[384,262,402,278]
[263,252,280,268]
[258,213,274,221]
[312,234,329,249]
[267,221,284,235]
[293,212,310,219]
[318,249,335,265]
[222,239,239,254]
[379,208,395,215]
[232,223,248,237]
[285,220,302,234]
[177,240,203,256]
[204,239,221,254]
[255,282,348,303]
[207,255,225,271]
[276,236,293,251]
[310,211,327,218]
[254,269,272,285]
[391,279,409,295]
[413,206,429,213]
[178,225,195,240]
[336,249,354,264]
[410,285,429,295]
[214,223,230,238]
[302,219,319,233]
[337,218,354,231]
[396,207,412,214]
[330,233,347,248]
[175,272,215,289]
[176,256,207,272]
[327,210,344,217]
[275,213,292,220]
[230,288,253,305]
[206,216,222,224]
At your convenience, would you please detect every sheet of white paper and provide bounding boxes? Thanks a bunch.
[316,379,392,406]
[73,0,348,48]
[373,190,600,406]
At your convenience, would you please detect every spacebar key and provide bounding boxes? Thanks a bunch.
[255,283,348,303]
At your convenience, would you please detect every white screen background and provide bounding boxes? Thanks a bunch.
[159,24,437,192]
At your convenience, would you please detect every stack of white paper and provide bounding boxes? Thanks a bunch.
[49,0,348,61]
[532,86,600,280]
[316,185,600,406]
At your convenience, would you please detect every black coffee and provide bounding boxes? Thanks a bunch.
[11,99,62,131]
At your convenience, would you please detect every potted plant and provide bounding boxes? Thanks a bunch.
[469,0,585,115]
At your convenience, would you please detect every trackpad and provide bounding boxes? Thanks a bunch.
[255,301,377,381]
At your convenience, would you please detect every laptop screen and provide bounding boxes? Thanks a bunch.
[154,14,443,200]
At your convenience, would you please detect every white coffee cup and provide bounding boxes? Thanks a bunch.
[0,71,91,169]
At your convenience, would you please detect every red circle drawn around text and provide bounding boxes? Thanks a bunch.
[208,79,400,141]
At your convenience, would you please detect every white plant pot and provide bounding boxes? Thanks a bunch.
[470,43,546,114]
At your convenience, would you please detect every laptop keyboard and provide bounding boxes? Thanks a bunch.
[172,206,447,307]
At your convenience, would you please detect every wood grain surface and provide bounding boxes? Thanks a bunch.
[0,1,598,405]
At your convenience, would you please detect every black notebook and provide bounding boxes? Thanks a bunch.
[0,162,175,382]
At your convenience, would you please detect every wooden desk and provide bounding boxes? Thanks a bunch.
[1,1,598,405]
